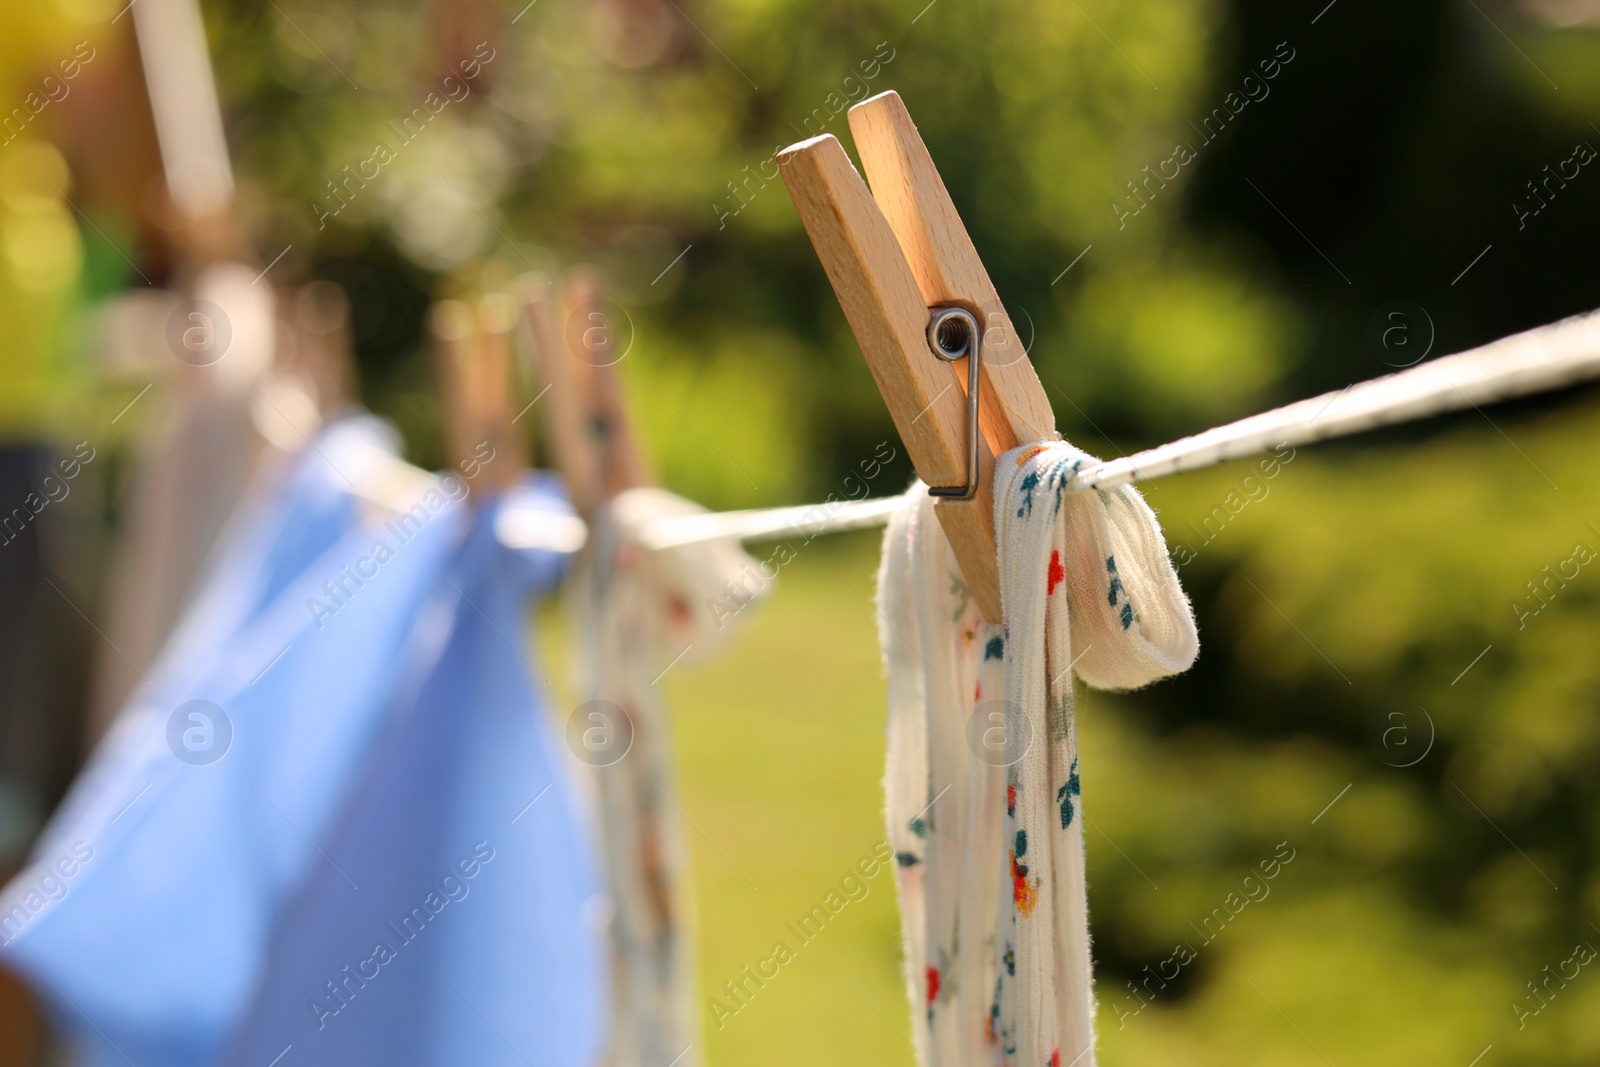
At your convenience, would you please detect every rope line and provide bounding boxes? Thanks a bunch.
[644,307,1600,546]
[1069,308,1600,490]
[407,308,1600,551]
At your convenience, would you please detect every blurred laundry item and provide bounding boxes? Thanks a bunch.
[877,446,1197,1067]
[220,474,602,1067]
[0,413,418,1064]
[82,0,332,744]
[574,487,767,1067]
[50,412,402,841]
[1,425,603,1067]
[520,271,711,1065]
[84,263,287,744]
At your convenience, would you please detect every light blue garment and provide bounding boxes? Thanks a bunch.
[0,463,602,1067]
[0,422,604,1067]
[0,427,468,1066]
[31,413,402,861]
[218,476,604,1067]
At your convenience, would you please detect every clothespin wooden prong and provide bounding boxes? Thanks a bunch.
[848,94,1056,454]
[518,269,649,520]
[283,280,357,414]
[519,279,602,518]
[778,90,1056,622]
[561,268,652,499]
[430,297,475,476]
[432,293,526,495]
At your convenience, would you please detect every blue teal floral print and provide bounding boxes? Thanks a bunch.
[1015,471,1041,518]
[1106,556,1133,630]
[1057,760,1081,830]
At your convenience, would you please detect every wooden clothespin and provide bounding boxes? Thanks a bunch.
[278,280,357,416]
[431,291,527,494]
[778,90,1056,622]
[517,268,651,520]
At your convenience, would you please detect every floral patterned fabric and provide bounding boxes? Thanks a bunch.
[574,488,769,1067]
[877,443,1198,1067]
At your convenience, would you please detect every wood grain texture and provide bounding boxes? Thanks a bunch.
[778,132,1003,620]
[849,91,1058,452]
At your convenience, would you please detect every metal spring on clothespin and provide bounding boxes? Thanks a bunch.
[777,90,1060,620]
[926,307,980,500]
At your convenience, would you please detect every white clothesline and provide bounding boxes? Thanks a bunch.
[368,307,1600,553]
[631,495,906,550]
[1069,307,1600,491]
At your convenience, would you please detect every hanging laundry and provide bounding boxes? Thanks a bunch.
[877,442,1197,1067]
[87,263,285,741]
[27,413,403,859]
[0,422,484,1067]
[218,473,602,1067]
[878,479,1007,1067]
[574,487,769,1067]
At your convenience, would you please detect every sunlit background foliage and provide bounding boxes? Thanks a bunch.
[7,0,1600,1062]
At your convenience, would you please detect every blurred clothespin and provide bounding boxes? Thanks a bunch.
[431,291,527,495]
[246,281,359,453]
[517,268,650,520]
[132,0,247,269]
[778,90,1057,622]
[278,281,358,416]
